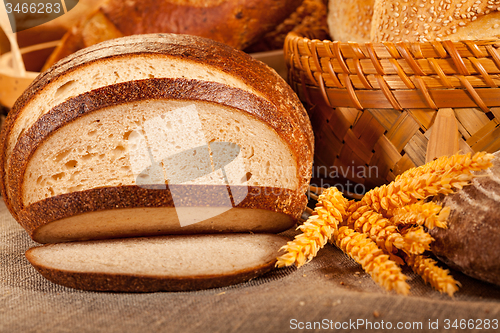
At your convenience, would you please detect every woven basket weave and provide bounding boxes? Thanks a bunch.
[285,30,500,189]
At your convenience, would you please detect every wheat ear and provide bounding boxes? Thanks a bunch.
[361,152,494,213]
[406,254,461,297]
[400,226,434,255]
[333,226,410,295]
[276,187,348,268]
[391,202,449,230]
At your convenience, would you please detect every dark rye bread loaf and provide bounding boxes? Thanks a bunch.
[430,151,500,286]
[25,233,288,292]
[0,33,313,244]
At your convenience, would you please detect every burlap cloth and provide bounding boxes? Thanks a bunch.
[1,201,499,332]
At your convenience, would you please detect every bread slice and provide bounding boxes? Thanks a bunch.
[25,233,287,292]
[0,34,313,242]
[19,185,301,243]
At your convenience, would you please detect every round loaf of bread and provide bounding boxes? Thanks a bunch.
[0,33,313,243]
[371,0,500,43]
[430,151,500,286]
[327,0,374,43]
[100,0,303,49]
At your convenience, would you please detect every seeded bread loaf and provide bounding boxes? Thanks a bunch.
[26,233,288,292]
[371,0,500,43]
[327,0,374,43]
[0,33,313,243]
[42,0,303,69]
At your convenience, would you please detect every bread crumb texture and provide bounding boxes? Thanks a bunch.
[8,55,254,170]
[23,100,297,206]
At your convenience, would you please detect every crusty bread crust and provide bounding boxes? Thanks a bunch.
[430,151,500,286]
[41,9,123,72]
[43,0,303,68]
[19,185,303,243]
[100,0,303,50]
[0,34,313,221]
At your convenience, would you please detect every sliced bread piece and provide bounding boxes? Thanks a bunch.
[25,233,288,292]
[19,185,301,244]
[0,34,313,242]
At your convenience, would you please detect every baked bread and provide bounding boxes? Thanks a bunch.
[246,0,328,52]
[430,151,500,286]
[42,0,303,70]
[41,9,123,71]
[26,233,287,292]
[371,0,500,42]
[327,0,374,43]
[0,33,313,243]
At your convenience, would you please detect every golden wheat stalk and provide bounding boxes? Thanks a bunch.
[345,203,370,228]
[333,226,410,295]
[400,226,434,255]
[361,152,494,213]
[276,187,348,268]
[391,202,450,230]
[400,152,494,180]
[406,254,461,297]
[349,209,405,255]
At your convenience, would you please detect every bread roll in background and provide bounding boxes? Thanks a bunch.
[327,0,374,42]
[245,0,328,52]
[371,0,500,43]
[42,0,303,69]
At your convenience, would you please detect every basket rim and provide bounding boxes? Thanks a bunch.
[284,30,500,112]
[285,30,500,49]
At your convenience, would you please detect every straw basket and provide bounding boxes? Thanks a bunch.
[285,30,500,189]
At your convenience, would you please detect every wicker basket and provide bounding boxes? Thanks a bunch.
[285,31,500,189]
